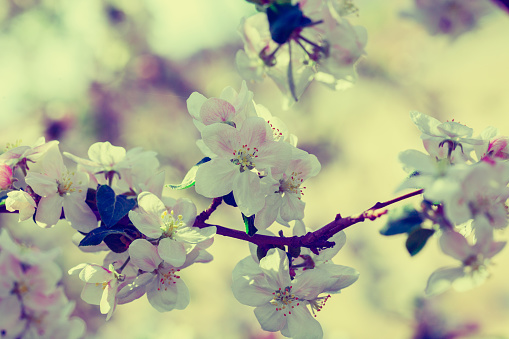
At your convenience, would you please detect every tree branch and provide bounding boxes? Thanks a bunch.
[193,189,424,250]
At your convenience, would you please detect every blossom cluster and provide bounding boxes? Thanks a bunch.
[236,0,367,104]
[396,111,507,294]
[0,229,85,339]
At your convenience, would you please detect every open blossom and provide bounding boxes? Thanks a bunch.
[5,190,37,222]
[64,142,162,196]
[232,248,358,339]
[255,152,321,229]
[195,117,291,216]
[0,137,59,172]
[410,111,484,162]
[425,227,506,295]
[68,263,124,320]
[237,1,367,104]
[128,192,215,267]
[425,162,509,229]
[126,239,190,312]
[25,145,97,232]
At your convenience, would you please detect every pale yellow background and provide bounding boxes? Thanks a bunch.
[1,0,509,338]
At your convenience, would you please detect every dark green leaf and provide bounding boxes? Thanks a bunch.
[380,205,423,236]
[96,185,136,228]
[242,213,257,237]
[406,228,435,256]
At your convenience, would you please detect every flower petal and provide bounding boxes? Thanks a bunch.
[158,238,186,267]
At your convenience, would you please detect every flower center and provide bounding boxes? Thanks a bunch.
[3,139,22,152]
[160,210,184,237]
[278,171,305,198]
[157,267,181,291]
[267,120,284,141]
[57,171,82,196]
[231,145,258,172]
[463,254,488,274]
[270,286,299,316]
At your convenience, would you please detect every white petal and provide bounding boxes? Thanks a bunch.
[425,266,465,296]
[233,170,266,216]
[146,278,178,312]
[63,197,98,232]
[201,123,240,158]
[194,159,237,198]
[128,239,162,271]
[259,248,291,288]
[35,195,64,228]
[187,92,208,120]
[158,238,186,267]
[175,226,216,244]
[200,98,236,125]
[254,303,285,332]
[439,231,471,261]
[286,305,323,339]
[255,194,282,230]
[280,193,305,222]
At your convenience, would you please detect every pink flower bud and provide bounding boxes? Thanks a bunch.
[0,163,13,190]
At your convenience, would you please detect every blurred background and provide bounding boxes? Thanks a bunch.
[1,0,509,338]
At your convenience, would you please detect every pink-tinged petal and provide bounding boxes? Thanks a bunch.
[25,172,58,196]
[187,92,208,120]
[439,231,471,261]
[280,193,305,222]
[398,149,436,173]
[201,123,240,158]
[425,266,465,296]
[255,194,283,230]
[254,303,285,332]
[239,117,270,149]
[255,140,292,171]
[158,238,186,267]
[80,283,102,305]
[315,231,346,263]
[259,248,291,288]
[486,241,506,259]
[312,264,359,293]
[129,239,162,271]
[286,305,323,339]
[63,197,98,232]
[37,144,66,177]
[194,159,237,198]
[233,170,266,216]
[172,198,197,226]
[200,98,236,125]
[174,279,190,310]
[175,226,216,244]
[0,294,22,329]
[35,195,64,228]
[68,263,87,276]
[146,278,179,312]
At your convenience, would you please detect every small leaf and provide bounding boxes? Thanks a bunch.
[242,213,257,237]
[103,226,141,253]
[96,185,136,228]
[223,191,237,207]
[166,157,211,190]
[380,205,423,236]
[406,228,435,256]
[79,227,125,247]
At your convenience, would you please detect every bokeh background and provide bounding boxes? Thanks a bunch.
[1,0,509,338]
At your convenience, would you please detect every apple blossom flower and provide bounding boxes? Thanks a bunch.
[68,262,124,320]
[425,228,506,295]
[128,192,215,267]
[255,153,321,229]
[25,147,97,232]
[237,1,367,104]
[0,137,59,173]
[195,117,292,216]
[424,162,509,229]
[64,142,162,195]
[126,239,190,312]
[5,190,37,222]
[410,111,486,163]
[232,248,358,339]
